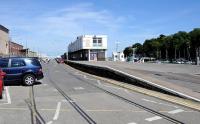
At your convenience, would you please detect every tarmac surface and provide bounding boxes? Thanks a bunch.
[0,60,200,124]
[76,61,200,101]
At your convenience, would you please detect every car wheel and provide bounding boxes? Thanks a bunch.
[23,74,35,86]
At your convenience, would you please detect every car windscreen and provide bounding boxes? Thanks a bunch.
[0,59,9,68]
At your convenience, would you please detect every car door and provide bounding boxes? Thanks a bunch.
[8,58,26,82]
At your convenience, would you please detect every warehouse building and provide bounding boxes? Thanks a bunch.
[68,35,107,61]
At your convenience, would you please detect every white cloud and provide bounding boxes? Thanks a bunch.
[1,2,130,56]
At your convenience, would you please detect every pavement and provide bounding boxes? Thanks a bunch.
[0,60,200,124]
[75,61,200,101]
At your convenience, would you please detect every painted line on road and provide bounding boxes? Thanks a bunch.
[145,116,162,122]
[97,80,102,85]
[168,109,184,114]
[142,98,178,108]
[142,99,157,103]
[5,87,11,104]
[53,102,61,121]
[128,122,137,124]
[47,121,53,124]
[158,102,178,108]
[74,87,84,90]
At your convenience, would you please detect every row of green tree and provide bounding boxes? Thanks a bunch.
[123,28,200,61]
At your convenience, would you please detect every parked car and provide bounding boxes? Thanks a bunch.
[0,57,44,86]
[0,68,6,99]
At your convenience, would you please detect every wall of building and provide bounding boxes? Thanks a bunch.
[9,41,23,56]
[112,52,125,61]
[68,35,107,61]
[0,25,9,56]
[68,35,107,52]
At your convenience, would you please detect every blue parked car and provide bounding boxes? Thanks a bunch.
[0,57,44,86]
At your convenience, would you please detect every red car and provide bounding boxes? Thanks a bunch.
[0,68,6,99]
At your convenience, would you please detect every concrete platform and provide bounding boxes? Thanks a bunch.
[69,61,200,102]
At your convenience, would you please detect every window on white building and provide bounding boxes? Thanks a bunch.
[93,37,102,47]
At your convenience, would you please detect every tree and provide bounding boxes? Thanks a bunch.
[132,43,143,55]
[190,28,200,64]
[123,47,133,57]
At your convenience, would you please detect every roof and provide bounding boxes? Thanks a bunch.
[0,25,9,33]
[10,41,23,47]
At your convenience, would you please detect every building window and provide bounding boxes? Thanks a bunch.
[93,37,102,47]
[93,38,98,47]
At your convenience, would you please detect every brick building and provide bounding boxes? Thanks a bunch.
[9,41,23,56]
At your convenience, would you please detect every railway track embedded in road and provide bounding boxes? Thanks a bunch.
[47,69,97,124]
[60,64,185,124]
[25,86,46,124]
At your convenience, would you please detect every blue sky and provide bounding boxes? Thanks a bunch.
[0,0,200,57]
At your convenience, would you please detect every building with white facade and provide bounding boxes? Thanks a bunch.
[112,52,125,61]
[68,35,107,61]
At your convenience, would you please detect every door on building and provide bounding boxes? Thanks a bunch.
[90,53,97,61]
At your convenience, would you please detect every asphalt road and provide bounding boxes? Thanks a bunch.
[0,60,200,124]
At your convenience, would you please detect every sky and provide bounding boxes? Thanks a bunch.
[0,0,200,57]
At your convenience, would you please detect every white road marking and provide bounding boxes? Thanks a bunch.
[142,98,178,108]
[128,122,137,124]
[47,121,53,124]
[74,87,84,90]
[53,102,61,121]
[97,80,102,85]
[168,109,184,114]
[158,102,178,108]
[5,87,11,104]
[145,116,162,122]
[142,99,157,103]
